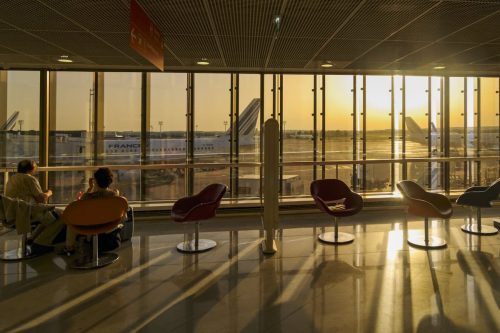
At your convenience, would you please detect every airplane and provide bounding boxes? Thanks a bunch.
[0,99,261,166]
[405,116,498,150]
[0,111,19,131]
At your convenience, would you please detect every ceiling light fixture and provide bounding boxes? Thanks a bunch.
[321,62,334,68]
[58,55,73,63]
[197,59,210,65]
[433,65,445,70]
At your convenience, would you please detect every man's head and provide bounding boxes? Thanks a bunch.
[17,160,37,175]
[94,167,114,189]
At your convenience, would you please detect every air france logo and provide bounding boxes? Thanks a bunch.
[108,144,141,149]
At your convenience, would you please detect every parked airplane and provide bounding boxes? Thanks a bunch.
[405,116,497,150]
[0,98,261,165]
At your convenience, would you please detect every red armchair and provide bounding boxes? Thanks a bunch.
[397,180,452,249]
[310,179,363,244]
[172,183,227,253]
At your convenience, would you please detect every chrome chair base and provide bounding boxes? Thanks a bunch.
[318,232,354,245]
[1,247,38,261]
[177,239,217,253]
[461,224,498,236]
[408,235,447,249]
[71,253,119,269]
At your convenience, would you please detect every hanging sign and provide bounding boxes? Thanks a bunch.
[129,0,164,70]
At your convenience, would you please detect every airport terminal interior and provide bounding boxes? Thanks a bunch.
[0,1,500,332]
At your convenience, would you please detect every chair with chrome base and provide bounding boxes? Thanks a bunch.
[397,180,452,249]
[172,183,227,253]
[456,178,500,235]
[310,179,363,245]
[62,196,128,269]
[1,195,45,261]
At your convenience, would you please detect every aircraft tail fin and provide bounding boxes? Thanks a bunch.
[0,111,19,131]
[227,98,260,136]
[405,116,426,144]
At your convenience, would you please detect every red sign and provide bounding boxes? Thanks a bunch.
[129,0,164,70]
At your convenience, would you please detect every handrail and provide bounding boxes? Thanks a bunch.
[0,156,498,173]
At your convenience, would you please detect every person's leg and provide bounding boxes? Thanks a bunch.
[34,218,64,246]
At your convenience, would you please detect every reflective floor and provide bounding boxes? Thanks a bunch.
[0,208,499,333]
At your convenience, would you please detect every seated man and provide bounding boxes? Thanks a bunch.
[81,167,120,200]
[5,160,63,254]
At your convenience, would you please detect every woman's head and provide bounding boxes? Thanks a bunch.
[93,167,114,188]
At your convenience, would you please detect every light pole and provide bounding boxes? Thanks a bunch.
[158,121,163,138]
[18,119,23,132]
[223,120,228,132]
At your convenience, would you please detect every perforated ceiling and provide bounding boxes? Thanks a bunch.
[0,0,499,75]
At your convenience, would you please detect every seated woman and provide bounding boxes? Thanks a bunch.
[64,167,123,254]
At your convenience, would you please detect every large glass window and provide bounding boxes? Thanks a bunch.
[405,76,429,188]
[48,72,94,203]
[146,73,187,200]
[324,75,354,186]
[479,77,499,184]
[193,74,231,194]
[238,74,260,198]
[365,75,392,192]
[3,71,40,168]
[103,72,142,200]
[281,75,313,196]
[449,77,466,189]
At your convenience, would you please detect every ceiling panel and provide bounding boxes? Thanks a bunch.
[317,39,380,63]
[390,1,500,42]
[0,0,83,31]
[220,36,272,68]
[0,30,66,56]
[400,42,480,65]
[336,0,438,40]
[0,0,498,74]
[43,0,129,32]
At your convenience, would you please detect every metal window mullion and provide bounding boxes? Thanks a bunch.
[444,76,451,193]
[312,75,317,180]
[476,77,481,184]
[390,76,395,192]
[362,75,366,191]
[464,77,468,187]
[186,73,195,196]
[279,74,283,195]
[402,75,407,180]
[232,73,240,197]
[229,75,234,197]
[39,70,49,190]
[427,76,432,188]
[321,74,326,179]
[352,75,357,190]
[498,78,500,179]
[140,72,150,201]
[259,74,264,200]
[440,77,445,190]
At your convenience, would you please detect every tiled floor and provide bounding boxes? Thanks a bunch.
[0,208,499,332]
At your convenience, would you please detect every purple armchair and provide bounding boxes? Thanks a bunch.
[456,178,500,235]
[310,179,363,244]
[172,183,227,253]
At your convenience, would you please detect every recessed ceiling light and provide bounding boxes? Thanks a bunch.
[58,55,73,63]
[433,65,445,70]
[321,62,334,68]
[197,59,210,65]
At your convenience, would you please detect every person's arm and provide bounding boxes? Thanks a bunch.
[86,178,94,193]
[29,177,52,203]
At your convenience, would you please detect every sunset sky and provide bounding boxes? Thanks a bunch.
[4,71,499,132]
